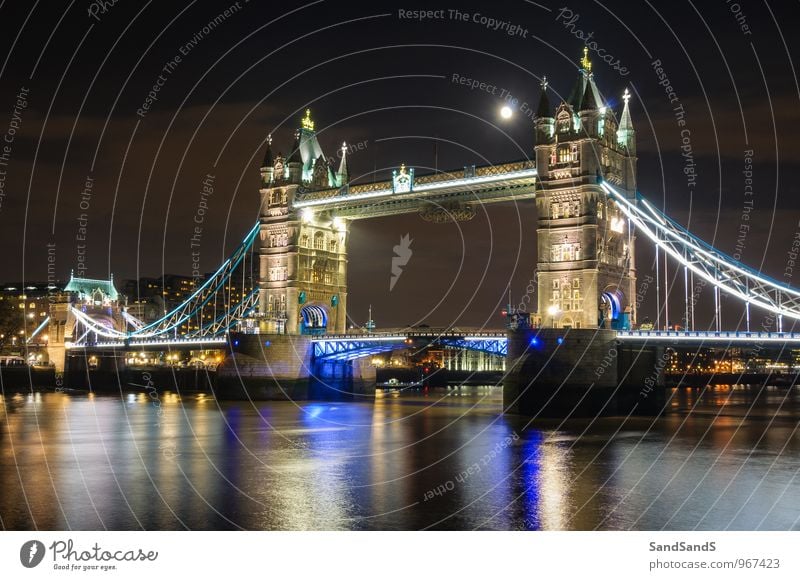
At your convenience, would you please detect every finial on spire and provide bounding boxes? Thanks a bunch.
[337,141,349,186]
[301,108,314,131]
[267,133,272,145]
[541,76,548,91]
[622,88,631,105]
[580,46,592,73]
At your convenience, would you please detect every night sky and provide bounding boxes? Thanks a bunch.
[0,0,798,331]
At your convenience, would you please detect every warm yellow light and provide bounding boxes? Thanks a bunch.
[301,108,314,131]
[500,105,513,120]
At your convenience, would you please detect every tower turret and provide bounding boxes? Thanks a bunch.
[617,88,635,154]
[260,133,275,186]
[336,141,349,186]
[287,130,303,183]
[534,77,554,145]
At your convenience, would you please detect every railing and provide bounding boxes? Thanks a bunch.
[617,330,800,342]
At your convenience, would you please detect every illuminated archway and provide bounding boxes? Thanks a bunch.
[300,304,328,335]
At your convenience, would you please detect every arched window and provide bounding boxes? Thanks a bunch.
[328,238,338,252]
[313,232,325,250]
[300,234,309,247]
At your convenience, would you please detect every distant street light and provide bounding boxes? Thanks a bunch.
[500,105,513,120]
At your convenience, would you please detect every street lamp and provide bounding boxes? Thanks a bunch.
[547,305,559,328]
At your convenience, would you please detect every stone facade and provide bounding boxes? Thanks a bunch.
[257,111,349,335]
[533,52,638,330]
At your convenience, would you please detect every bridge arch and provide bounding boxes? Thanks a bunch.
[599,287,625,329]
[300,303,329,335]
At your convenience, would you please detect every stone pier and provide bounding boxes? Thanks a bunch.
[503,328,666,417]
[215,333,375,400]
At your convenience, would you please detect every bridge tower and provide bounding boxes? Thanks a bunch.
[533,49,638,329]
[47,274,123,372]
[257,110,349,335]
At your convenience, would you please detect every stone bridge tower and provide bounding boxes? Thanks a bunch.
[533,48,638,329]
[257,110,349,335]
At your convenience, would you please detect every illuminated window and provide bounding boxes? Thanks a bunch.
[551,242,581,262]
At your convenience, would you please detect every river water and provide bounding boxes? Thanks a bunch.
[1,385,799,530]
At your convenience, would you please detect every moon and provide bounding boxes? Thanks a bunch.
[500,106,513,119]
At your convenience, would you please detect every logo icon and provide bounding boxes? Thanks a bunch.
[390,234,413,291]
[20,540,45,568]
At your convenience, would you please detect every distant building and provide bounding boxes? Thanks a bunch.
[0,281,64,350]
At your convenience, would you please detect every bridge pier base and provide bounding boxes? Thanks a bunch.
[310,357,376,400]
[216,333,375,400]
[504,328,666,418]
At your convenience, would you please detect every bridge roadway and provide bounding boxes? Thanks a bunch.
[71,329,800,354]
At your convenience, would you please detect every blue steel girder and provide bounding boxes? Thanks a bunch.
[312,338,407,361]
[312,334,508,361]
[438,337,508,356]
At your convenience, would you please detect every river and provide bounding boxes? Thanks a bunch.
[1,385,799,530]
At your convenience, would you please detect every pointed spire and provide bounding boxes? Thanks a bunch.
[288,129,302,163]
[337,141,349,184]
[262,133,274,167]
[535,76,551,118]
[579,77,596,111]
[617,88,635,147]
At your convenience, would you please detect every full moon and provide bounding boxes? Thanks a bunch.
[500,105,513,119]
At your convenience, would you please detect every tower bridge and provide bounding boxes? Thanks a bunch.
[48,50,800,415]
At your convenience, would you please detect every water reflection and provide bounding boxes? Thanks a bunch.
[1,385,800,530]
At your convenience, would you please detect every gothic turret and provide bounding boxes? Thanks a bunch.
[534,77,554,145]
[260,134,275,185]
[578,74,600,139]
[287,130,303,183]
[336,142,349,186]
[617,88,635,154]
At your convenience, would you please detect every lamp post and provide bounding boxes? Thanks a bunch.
[547,305,559,328]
